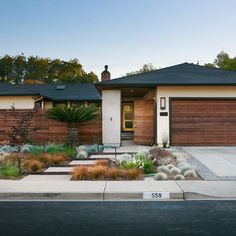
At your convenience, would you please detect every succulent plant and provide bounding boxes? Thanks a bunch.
[177,162,192,174]
[174,174,185,180]
[20,144,33,153]
[117,153,133,163]
[157,165,169,174]
[154,172,168,180]
[169,167,181,175]
[76,150,88,159]
[184,169,197,178]
[76,146,87,152]
[166,164,175,170]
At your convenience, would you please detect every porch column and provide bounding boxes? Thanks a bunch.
[102,90,121,146]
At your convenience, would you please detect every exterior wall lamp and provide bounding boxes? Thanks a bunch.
[160,97,166,110]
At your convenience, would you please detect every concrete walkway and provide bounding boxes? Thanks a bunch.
[183,147,236,180]
[0,180,236,200]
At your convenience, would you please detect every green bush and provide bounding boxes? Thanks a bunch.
[143,160,155,174]
[31,145,76,158]
[0,162,20,177]
[120,162,139,170]
[60,145,77,158]
[31,146,45,155]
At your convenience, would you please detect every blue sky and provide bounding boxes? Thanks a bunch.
[0,0,236,79]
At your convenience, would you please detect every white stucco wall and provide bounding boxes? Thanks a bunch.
[0,96,35,109]
[156,86,236,145]
[102,90,121,146]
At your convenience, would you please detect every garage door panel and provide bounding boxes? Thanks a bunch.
[171,99,236,146]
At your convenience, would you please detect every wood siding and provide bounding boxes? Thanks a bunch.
[171,99,236,146]
[0,109,102,145]
[134,100,154,145]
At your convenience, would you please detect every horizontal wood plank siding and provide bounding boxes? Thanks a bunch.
[0,109,102,145]
[171,99,236,146]
[134,100,154,145]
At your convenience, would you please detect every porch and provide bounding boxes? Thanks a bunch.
[102,87,157,147]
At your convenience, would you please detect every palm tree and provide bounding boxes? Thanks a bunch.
[47,104,98,146]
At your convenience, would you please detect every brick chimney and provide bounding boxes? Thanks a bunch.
[101,65,111,81]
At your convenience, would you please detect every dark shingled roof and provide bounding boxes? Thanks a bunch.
[0,81,39,96]
[96,63,236,88]
[17,83,101,101]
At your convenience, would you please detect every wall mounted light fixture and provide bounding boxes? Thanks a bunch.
[160,97,166,110]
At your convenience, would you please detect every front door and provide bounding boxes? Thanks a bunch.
[134,100,154,145]
[122,103,134,131]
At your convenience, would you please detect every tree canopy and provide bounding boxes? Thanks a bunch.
[205,51,236,71]
[126,63,156,76]
[0,55,98,84]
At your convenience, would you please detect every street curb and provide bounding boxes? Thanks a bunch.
[0,192,104,200]
[1,180,236,200]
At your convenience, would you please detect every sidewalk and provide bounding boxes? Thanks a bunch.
[0,180,236,200]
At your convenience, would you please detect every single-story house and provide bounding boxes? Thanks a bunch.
[96,63,236,146]
[0,82,101,109]
[0,81,40,109]
[1,62,236,146]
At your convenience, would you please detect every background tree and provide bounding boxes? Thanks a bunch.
[126,63,156,76]
[0,55,98,84]
[205,51,236,71]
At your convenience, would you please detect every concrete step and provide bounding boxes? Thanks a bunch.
[44,167,73,174]
[69,160,96,166]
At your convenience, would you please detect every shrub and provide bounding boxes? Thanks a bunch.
[39,153,51,165]
[126,169,143,180]
[76,150,88,159]
[105,168,119,180]
[31,146,45,155]
[143,160,155,174]
[178,162,192,174]
[0,161,20,177]
[157,165,169,174]
[20,144,33,153]
[148,147,176,166]
[50,153,68,165]
[72,166,143,180]
[117,153,133,163]
[89,166,108,180]
[120,162,139,170]
[24,159,43,172]
[76,146,86,152]
[166,164,175,170]
[169,167,181,175]
[72,166,89,180]
[154,172,168,180]
[174,174,185,180]
[96,159,109,166]
[162,132,169,148]
[61,145,77,158]
[184,169,197,178]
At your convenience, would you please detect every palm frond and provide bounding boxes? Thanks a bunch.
[47,104,98,125]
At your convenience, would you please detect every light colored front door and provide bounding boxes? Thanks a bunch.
[122,103,134,131]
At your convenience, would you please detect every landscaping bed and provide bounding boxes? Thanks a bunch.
[0,144,201,181]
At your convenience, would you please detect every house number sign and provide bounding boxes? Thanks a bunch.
[143,192,170,199]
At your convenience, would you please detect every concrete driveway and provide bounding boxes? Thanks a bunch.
[182,147,236,180]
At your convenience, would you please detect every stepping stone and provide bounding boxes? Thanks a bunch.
[44,167,73,173]
[21,175,72,181]
[69,160,96,165]
[89,154,118,159]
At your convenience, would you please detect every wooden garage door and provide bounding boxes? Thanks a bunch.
[171,99,236,146]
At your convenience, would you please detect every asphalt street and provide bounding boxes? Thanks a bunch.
[0,201,236,236]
